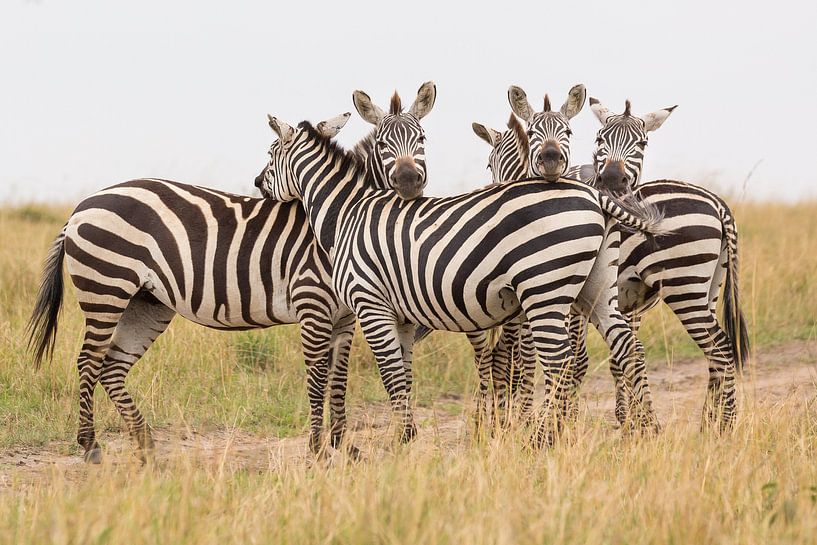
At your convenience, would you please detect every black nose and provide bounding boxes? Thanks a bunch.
[539,147,561,163]
[600,171,628,193]
[254,172,265,188]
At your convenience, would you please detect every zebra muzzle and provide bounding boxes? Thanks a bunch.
[391,157,424,200]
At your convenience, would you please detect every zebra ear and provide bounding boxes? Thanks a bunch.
[472,122,501,147]
[560,84,586,120]
[408,81,437,119]
[352,90,386,125]
[642,105,678,132]
[588,98,613,125]
[316,112,351,138]
[508,86,534,123]
[268,115,295,145]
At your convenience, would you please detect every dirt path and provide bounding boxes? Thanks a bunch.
[1,340,815,487]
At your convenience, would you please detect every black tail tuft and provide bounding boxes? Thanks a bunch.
[723,250,750,371]
[26,229,67,367]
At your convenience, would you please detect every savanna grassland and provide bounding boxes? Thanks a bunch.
[0,201,816,544]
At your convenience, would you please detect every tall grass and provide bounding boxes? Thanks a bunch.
[1,399,816,544]
[0,202,815,544]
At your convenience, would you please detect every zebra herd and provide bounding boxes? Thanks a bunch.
[27,82,749,463]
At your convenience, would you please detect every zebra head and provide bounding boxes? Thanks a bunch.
[472,114,528,184]
[507,84,586,181]
[589,98,677,195]
[255,112,351,201]
[352,81,436,200]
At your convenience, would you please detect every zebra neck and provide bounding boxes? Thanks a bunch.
[291,134,370,256]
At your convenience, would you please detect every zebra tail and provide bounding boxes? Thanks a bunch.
[598,192,672,236]
[720,210,750,370]
[414,325,434,344]
[26,227,67,367]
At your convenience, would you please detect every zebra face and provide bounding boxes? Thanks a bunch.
[525,111,573,181]
[590,98,677,194]
[508,84,586,182]
[472,114,528,184]
[373,113,428,199]
[353,82,436,200]
[258,113,351,201]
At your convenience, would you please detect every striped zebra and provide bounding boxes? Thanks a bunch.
[26,115,362,463]
[462,84,661,430]
[588,97,749,430]
[257,110,669,445]
[473,93,749,430]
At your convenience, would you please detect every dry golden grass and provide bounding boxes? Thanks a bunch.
[0,201,815,544]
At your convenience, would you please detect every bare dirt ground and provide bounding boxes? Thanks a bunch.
[2,340,815,487]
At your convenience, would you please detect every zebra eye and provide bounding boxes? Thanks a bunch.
[417,135,426,143]
[638,140,648,147]
[565,129,573,137]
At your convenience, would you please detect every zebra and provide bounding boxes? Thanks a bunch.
[26,115,363,463]
[587,97,749,430]
[257,109,670,446]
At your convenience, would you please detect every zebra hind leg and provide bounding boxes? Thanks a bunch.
[666,299,737,432]
[298,315,336,458]
[72,279,144,463]
[75,316,120,464]
[525,309,573,448]
[97,292,174,463]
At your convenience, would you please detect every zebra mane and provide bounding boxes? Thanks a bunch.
[506,113,530,169]
[390,92,402,114]
[623,100,632,117]
[297,121,366,173]
[351,127,378,163]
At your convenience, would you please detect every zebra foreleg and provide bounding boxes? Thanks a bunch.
[326,312,358,457]
[357,310,416,443]
[97,293,174,463]
[591,308,658,434]
[566,313,590,423]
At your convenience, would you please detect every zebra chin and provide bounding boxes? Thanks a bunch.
[534,160,564,182]
[394,182,424,200]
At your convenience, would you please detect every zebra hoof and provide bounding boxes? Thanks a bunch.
[344,443,363,462]
[399,424,418,444]
[84,447,103,464]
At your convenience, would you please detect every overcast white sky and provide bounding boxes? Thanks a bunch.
[1,0,815,204]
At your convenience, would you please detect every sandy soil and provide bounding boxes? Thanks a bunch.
[1,340,815,487]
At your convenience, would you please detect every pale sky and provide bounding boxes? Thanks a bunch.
[1,0,815,204]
